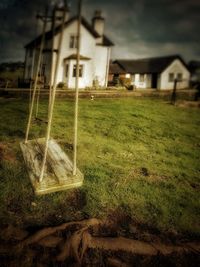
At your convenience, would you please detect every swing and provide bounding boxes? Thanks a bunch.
[20,2,84,195]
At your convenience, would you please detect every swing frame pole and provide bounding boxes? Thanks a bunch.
[48,8,56,112]
[28,17,38,112]
[35,53,43,118]
[25,7,48,143]
[29,46,36,112]
[73,0,82,176]
[39,9,67,183]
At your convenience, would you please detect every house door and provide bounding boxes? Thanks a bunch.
[151,74,158,89]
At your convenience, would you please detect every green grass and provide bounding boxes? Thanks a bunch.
[0,97,199,236]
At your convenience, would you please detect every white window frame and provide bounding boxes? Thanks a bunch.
[169,73,174,82]
[73,64,84,78]
[69,35,78,49]
[65,64,69,77]
[177,73,182,81]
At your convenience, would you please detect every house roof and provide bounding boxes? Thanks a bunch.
[97,35,114,47]
[64,54,91,60]
[113,55,189,74]
[109,62,126,74]
[25,16,114,48]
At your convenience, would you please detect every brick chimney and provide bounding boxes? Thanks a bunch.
[92,10,105,36]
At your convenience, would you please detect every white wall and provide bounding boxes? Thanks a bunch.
[132,74,149,89]
[93,46,109,87]
[24,48,33,79]
[157,74,161,89]
[43,39,54,86]
[64,59,93,88]
[160,59,190,89]
[53,20,105,88]
[24,44,52,84]
[146,74,152,88]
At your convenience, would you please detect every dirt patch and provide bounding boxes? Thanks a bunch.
[66,189,87,210]
[0,143,16,164]
[175,100,200,108]
[190,182,200,190]
[124,168,169,184]
[0,219,199,266]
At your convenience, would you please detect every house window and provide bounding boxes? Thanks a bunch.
[139,74,144,82]
[169,73,174,82]
[177,73,182,81]
[73,64,83,77]
[40,64,46,76]
[132,74,135,82]
[28,65,31,78]
[66,64,69,77]
[69,35,78,48]
[29,49,33,57]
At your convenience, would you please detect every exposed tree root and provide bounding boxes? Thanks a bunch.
[0,218,199,266]
[20,218,99,246]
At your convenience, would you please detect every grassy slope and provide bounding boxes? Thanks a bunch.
[0,97,199,236]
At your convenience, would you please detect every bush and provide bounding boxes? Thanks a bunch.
[93,78,100,89]
[127,85,135,91]
[119,77,131,88]
[57,82,65,89]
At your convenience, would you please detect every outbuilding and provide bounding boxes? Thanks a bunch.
[110,55,190,90]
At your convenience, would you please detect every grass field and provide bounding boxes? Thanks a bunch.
[0,97,199,237]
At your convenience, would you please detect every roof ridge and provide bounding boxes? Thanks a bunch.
[115,54,182,62]
[113,54,189,74]
[25,15,100,48]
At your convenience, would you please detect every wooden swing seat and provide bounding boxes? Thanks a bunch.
[20,138,84,195]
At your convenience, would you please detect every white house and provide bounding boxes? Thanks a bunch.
[110,55,190,90]
[24,6,114,89]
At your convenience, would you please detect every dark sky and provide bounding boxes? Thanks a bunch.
[0,0,199,63]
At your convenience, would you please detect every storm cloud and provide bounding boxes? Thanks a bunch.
[0,0,199,62]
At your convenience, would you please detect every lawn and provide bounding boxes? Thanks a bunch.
[0,97,199,237]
